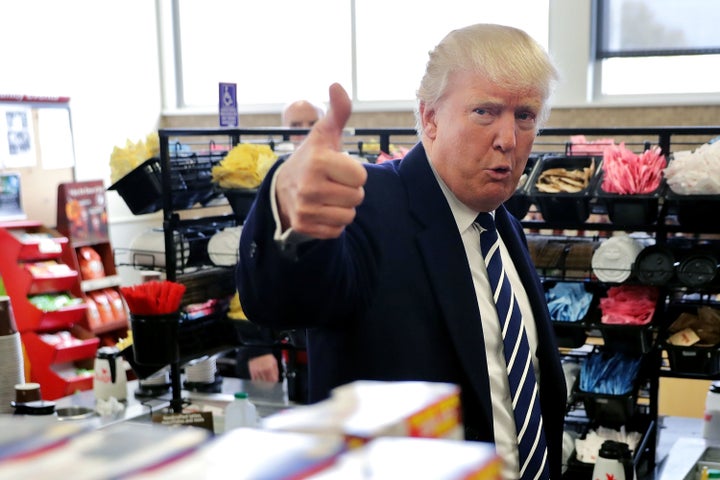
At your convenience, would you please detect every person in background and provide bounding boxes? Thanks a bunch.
[235,325,308,403]
[276,99,326,151]
[237,23,565,480]
[234,327,280,382]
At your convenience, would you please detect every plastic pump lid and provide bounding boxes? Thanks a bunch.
[598,440,631,460]
[234,392,248,399]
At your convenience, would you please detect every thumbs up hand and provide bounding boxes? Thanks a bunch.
[275,83,368,239]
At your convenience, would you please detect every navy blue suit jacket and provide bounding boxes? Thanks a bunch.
[237,143,566,478]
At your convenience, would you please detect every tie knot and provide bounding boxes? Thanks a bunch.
[475,212,495,232]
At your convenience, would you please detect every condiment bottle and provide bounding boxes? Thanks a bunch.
[704,382,720,441]
[224,392,257,432]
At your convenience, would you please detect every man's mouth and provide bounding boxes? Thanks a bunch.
[490,166,512,175]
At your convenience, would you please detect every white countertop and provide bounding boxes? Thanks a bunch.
[655,416,708,480]
[53,376,294,430]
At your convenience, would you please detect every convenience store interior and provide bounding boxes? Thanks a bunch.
[2,1,720,478]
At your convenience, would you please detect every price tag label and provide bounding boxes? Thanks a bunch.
[152,411,215,432]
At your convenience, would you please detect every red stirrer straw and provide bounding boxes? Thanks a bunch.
[121,280,186,316]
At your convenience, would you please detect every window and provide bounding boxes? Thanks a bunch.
[173,0,351,109]
[595,0,720,96]
[353,0,549,103]
[167,0,549,111]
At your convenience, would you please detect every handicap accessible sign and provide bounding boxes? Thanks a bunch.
[219,82,238,127]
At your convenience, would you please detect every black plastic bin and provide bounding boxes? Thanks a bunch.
[579,389,638,426]
[108,158,167,215]
[545,281,599,349]
[594,171,664,227]
[223,188,258,222]
[562,415,650,479]
[108,154,226,215]
[108,157,190,214]
[528,155,599,224]
[600,323,655,356]
[666,191,720,231]
[130,312,181,366]
[665,342,720,375]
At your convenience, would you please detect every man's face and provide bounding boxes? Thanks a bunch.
[284,102,321,143]
[421,70,543,213]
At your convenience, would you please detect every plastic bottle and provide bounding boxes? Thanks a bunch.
[704,382,720,441]
[224,392,258,432]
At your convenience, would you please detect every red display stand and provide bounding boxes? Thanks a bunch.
[56,180,128,340]
[0,220,97,399]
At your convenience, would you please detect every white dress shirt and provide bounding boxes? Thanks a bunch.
[428,160,541,480]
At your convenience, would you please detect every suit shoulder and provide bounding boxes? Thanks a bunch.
[364,160,403,190]
[365,158,402,177]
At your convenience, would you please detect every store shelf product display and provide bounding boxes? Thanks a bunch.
[125,126,720,478]
[0,220,96,399]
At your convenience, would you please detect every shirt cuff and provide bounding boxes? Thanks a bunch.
[270,165,312,257]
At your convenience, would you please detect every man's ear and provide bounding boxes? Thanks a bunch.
[420,102,437,139]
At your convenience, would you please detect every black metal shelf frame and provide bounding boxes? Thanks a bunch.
[156,125,720,475]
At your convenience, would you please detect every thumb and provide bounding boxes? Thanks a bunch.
[312,83,351,151]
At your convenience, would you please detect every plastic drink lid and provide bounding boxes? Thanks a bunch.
[634,246,675,286]
[234,392,248,399]
[677,254,717,287]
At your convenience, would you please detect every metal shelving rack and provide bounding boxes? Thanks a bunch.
[155,125,720,476]
[524,125,720,478]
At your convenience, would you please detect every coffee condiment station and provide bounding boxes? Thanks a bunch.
[121,280,186,413]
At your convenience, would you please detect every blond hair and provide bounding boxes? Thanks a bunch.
[415,23,559,134]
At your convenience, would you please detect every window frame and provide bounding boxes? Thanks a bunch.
[158,0,720,114]
[595,0,720,59]
[589,0,720,104]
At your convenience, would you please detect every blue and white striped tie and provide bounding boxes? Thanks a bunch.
[476,213,549,480]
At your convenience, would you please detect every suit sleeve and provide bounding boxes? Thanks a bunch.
[236,161,373,331]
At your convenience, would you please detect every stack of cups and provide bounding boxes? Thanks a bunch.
[591,235,644,283]
[0,296,26,413]
[184,356,217,384]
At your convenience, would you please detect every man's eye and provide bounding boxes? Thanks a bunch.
[517,112,533,120]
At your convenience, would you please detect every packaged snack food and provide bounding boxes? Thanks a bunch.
[78,247,105,280]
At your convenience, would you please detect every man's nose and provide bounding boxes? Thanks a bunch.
[493,114,517,153]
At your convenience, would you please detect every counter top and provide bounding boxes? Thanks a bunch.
[657,436,707,480]
[184,376,294,418]
[0,376,297,479]
[655,416,709,480]
[52,377,294,430]
[41,381,720,479]
[54,380,168,429]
